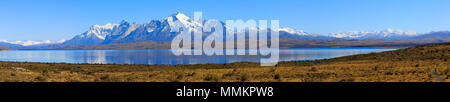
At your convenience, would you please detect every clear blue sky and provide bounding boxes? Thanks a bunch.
[1,0,450,40]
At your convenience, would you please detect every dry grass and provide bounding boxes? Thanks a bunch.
[0,43,448,82]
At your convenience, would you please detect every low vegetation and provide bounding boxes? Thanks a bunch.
[0,49,12,51]
[0,43,448,82]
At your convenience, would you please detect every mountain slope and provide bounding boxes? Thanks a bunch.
[0,42,22,48]
[63,23,117,46]
[411,31,450,43]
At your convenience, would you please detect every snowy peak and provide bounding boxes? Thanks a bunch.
[169,12,191,22]
[329,28,420,40]
[109,20,141,39]
[0,40,66,46]
[277,27,335,39]
[279,27,312,36]
[92,23,117,30]
[165,13,201,28]
[63,23,118,46]
[383,28,418,36]
[82,23,118,40]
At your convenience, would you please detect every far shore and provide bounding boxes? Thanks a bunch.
[9,46,405,50]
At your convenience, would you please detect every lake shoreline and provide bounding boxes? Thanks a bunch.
[0,47,398,65]
[12,46,405,50]
[13,45,408,50]
[0,43,448,82]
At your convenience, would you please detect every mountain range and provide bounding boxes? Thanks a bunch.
[1,13,449,49]
[62,13,193,46]
[329,28,419,40]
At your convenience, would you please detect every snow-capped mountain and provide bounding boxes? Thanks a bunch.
[279,28,309,35]
[60,13,450,47]
[329,28,420,40]
[63,13,326,46]
[0,40,65,46]
[0,41,22,48]
[3,13,450,49]
[278,28,335,39]
[64,13,201,46]
[63,23,118,46]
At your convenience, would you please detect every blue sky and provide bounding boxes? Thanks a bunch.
[0,0,450,40]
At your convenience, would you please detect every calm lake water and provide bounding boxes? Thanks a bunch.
[0,48,398,65]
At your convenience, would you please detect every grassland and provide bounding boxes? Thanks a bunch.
[0,43,448,82]
[0,49,12,51]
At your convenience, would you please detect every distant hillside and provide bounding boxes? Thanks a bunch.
[279,37,449,48]
[326,42,449,62]
[278,42,448,66]
[60,41,171,49]
[0,42,22,49]
[412,31,450,43]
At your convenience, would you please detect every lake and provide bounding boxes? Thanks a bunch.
[0,48,398,65]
